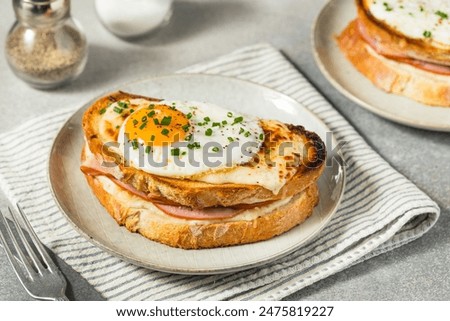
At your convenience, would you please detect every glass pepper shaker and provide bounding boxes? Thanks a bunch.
[5,0,88,89]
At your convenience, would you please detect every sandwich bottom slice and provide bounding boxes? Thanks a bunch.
[84,172,319,249]
[337,20,450,107]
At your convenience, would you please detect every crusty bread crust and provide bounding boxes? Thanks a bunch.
[82,91,326,208]
[337,20,450,107]
[84,174,319,249]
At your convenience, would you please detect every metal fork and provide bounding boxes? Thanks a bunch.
[0,204,69,301]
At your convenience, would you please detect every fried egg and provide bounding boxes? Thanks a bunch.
[366,0,450,47]
[106,99,265,176]
[93,96,311,194]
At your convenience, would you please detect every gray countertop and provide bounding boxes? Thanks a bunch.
[0,0,449,301]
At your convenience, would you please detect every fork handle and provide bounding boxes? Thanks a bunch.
[54,296,70,301]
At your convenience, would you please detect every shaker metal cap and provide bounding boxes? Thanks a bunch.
[13,0,70,24]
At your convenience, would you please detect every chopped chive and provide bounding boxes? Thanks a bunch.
[227,137,234,142]
[113,106,123,114]
[161,116,172,126]
[244,131,251,137]
[145,146,151,154]
[259,133,264,140]
[205,128,213,136]
[139,122,147,130]
[129,109,135,113]
[212,146,220,152]
[227,112,233,118]
[118,101,128,108]
[239,127,245,134]
[181,151,187,156]
[161,128,170,136]
[232,116,243,125]
[203,116,211,122]
[184,134,192,141]
[186,112,193,119]
[141,116,148,122]
[171,148,180,156]
[132,119,138,126]
[116,125,120,129]
[131,140,138,150]
[222,120,228,125]
[148,104,155,109]
[182,124,190,132]
[436,10,448,19]
[212,122,221,127]
[383,2,393,11]
[153,118,159,125]
[423,30,432,38]
[187,142,200,149]
[99,108,106,115]
[148,110,156,117]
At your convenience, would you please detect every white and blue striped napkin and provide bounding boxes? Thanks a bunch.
[0,44,440,300]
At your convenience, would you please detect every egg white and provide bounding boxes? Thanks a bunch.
[367,0,450,47]
[117,99,264,177]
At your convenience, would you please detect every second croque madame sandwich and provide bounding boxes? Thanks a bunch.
[338,0,450,107]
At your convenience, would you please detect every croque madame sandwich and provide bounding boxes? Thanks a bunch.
[338,0,450,107]
[80,91,326,249]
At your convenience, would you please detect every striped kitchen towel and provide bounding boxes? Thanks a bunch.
[0,43,440,300]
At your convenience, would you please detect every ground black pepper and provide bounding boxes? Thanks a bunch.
[5,24,86,85]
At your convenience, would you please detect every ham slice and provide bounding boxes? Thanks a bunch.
[81,154,180,204]
[109,176,151,200]
[80,150,123,180]
[395,57,450,75]
[357,19,450,76]
[154,203,245,220]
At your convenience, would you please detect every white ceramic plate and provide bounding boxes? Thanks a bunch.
[48,74,345,275]
[313,0,450,132]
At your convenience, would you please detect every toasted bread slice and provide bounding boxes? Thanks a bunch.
[82,91,326,208]
[84,174,319,249]
[337,20,450,107]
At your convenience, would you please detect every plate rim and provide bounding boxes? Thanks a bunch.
[311,0,450,132]
[47,73,346,275]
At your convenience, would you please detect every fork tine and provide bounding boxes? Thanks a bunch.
[8,206,45,274]
[15,203,59,273]
[0,209,34,279]
[0,221,30,285]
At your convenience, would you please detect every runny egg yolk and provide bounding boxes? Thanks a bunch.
[124,105,190,146]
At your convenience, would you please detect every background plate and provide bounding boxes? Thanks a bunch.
[48,74,345,274]
[313,0,450,132]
